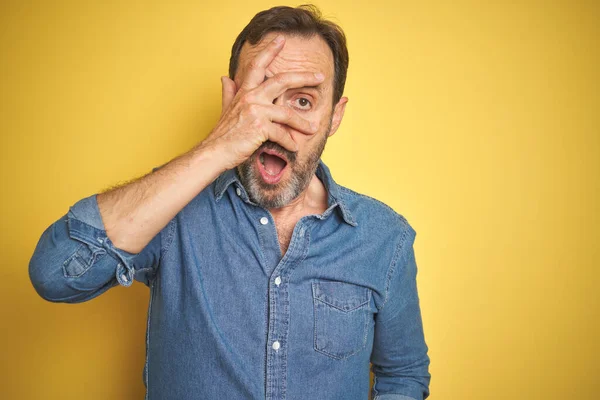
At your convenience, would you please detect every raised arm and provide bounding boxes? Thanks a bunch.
[28,34,324,303]
[28,144,224,303]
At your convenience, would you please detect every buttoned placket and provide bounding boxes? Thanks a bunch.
[260,210,312,400]
[234,183,317,400]
[233,181,344,399]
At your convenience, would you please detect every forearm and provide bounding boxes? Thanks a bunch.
[97,142,224,254]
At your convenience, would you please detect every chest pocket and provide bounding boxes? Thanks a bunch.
[311,279,372,360]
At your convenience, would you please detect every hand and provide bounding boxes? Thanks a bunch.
[199,34,325,171]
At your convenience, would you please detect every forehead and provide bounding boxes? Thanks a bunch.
[237,31,334,80]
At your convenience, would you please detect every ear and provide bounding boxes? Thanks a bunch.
[327,96,348,137]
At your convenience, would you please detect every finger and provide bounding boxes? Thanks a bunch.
[241,35,285,91]
[262,104,318,135]
[257,71,325,101]
[221,76,237,116]
[268,123,298,153]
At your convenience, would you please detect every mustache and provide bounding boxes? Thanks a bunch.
[256,140,297,163]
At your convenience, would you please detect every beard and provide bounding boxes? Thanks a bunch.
[236,117,332,209]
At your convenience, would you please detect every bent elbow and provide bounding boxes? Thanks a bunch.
[28,243,70,303]
[27,213,94,303]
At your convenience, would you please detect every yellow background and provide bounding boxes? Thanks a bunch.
[1,1,598,399]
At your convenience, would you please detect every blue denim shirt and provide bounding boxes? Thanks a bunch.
[29,159,431,400]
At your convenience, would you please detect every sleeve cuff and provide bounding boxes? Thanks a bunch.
[67,193,137,287]
[68,193,106,231]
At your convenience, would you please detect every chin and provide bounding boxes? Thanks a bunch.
[250,168,299,209]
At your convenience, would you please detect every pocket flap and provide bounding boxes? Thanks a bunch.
[312,280,370,312]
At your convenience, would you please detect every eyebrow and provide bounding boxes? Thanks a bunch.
[263,75,324,95]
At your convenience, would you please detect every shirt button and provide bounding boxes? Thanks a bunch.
[260,217,269,225]
[274,276,281,286]
[272,341,280,351]
[236,187,241,196]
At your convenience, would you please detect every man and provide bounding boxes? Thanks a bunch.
[29,5,431,400]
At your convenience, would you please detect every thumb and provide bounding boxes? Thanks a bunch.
[221,76,237,116]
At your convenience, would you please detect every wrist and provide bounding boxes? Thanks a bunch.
[192,140,230,176]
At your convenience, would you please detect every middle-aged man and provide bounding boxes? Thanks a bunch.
[29,5,431,400]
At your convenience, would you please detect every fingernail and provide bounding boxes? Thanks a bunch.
[314,73,324,80]
[274,35,284,45]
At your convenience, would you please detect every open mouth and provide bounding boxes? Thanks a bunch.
[256,149,288,184]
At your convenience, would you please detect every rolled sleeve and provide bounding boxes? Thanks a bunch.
[374,395,418,400]
[29,193,164,303]
[370,226,431,400]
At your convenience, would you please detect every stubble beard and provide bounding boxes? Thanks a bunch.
[236,118,332,209]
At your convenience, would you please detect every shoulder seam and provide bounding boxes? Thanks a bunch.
[338,185,410,226]
[378,226,415,313]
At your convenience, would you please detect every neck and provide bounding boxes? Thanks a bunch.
[268,174,328,220]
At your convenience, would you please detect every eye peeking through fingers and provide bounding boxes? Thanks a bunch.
[293,96,313,111]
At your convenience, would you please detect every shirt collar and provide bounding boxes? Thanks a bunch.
[214,159,357,227]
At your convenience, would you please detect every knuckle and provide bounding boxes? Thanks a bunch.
[251,118,263,129]
[246,103,260,116]
[283,107,293,120]
[240,93,254,105]
[273,74,287,85]
[249,59,261,70]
